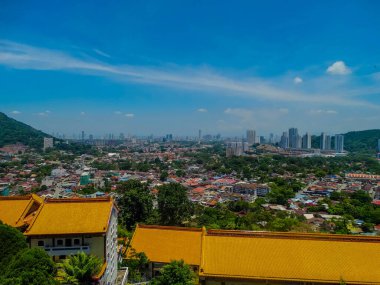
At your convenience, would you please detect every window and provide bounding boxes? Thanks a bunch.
[57,239,63,246]
[37,240,44,246]
[65,238,72,247]
[73,238,80,246]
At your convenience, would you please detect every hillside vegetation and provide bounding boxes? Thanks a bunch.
[0,112,51,149]
[311,129,380,155]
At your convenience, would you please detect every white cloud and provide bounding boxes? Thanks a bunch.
[80,111,86,115]
[0,40,375,109]
[326,61,351,75]
[293,77,303,84]
[114,111,123,115]
[10,110,21,114]
[310,109,338,115]
[197,108,208,112]
[35,110,51,116]
[224,108,253,121]
[93,48,111,58]
[279,108,289,114]
[125,113,134,118]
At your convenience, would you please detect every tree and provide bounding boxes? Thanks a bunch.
[0,248,56,285]
[0,221,27,267]
[160,171,169,181]
[123,249,149,282]
[59,252,102,285]
[157,183,193,226]
[117,180,153,230]
[152,260,196,285]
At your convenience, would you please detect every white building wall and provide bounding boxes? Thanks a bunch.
[104,207,118,285]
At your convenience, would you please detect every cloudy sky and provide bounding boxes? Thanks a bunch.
[1,0,380,137]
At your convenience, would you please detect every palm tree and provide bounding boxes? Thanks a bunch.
[59,252,102,285]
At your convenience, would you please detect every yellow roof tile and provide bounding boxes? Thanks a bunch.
[129,225,380,284]
[25,197,114,236]
[0,196,31,227]
[201,230,380,284]
[129,225,202,265]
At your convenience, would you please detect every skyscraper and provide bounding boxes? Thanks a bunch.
[302,133,311,149]
[325,135,332,150]
[198,129,202,142]
[246,129,256,145]
[335,134,344,153]
[320,132,326,150]
[288,128,299,148]
[280,132,289,149]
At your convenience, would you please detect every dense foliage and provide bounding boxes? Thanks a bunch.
[58,252,102,285]
[117,180,154,230]
[151,260,196,285]
[0,112,51,149]
[0,221,27,267]
[190,151,380,179]
[157,183,193,226]
[0,248,57,285]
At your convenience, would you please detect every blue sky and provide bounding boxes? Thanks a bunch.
[1,0,380,137]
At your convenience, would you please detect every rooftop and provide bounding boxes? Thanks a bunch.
[130,225,380,284]
[25,197,115,236]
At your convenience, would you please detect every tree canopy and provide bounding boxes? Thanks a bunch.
[58,252,102,285]
[0,248,57,285]
[157,183,193,226]
[0,221,27,267]
[117,180,154,230]
[152,260,196,285]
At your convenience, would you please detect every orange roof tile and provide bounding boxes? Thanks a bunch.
[128,225,202,265]
[201,230,380,284]
[0,196,31,227]
[25,197,115,236]
[129,225,380,284]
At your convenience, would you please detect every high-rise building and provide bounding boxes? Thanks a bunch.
[226,142,244,157]
[335,134,344,153]
[325,135,332,150]
[302,133,311,149]
[378,138,380,152]
[269,133,274,144]
[81,131,85,141]
[288,128,299,149]
[43,137,54,151]
[320,132,326,150]
[246,130,256,145]
[296,135,302,149]
[198,129,202,142]
[280,132,289,149]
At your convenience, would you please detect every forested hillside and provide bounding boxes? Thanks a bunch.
[311,130,380,154]
[0,112,51,149]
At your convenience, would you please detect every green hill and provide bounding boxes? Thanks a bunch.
[0,112,52,149]
[344,129,380,154]
[311,130,380,154]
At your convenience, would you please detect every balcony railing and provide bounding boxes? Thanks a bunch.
[44,245,90,256]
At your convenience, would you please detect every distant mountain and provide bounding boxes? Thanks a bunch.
[311,129,380,154]
[0,112,52,149]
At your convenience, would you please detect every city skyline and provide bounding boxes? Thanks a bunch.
[1,1,380,135]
